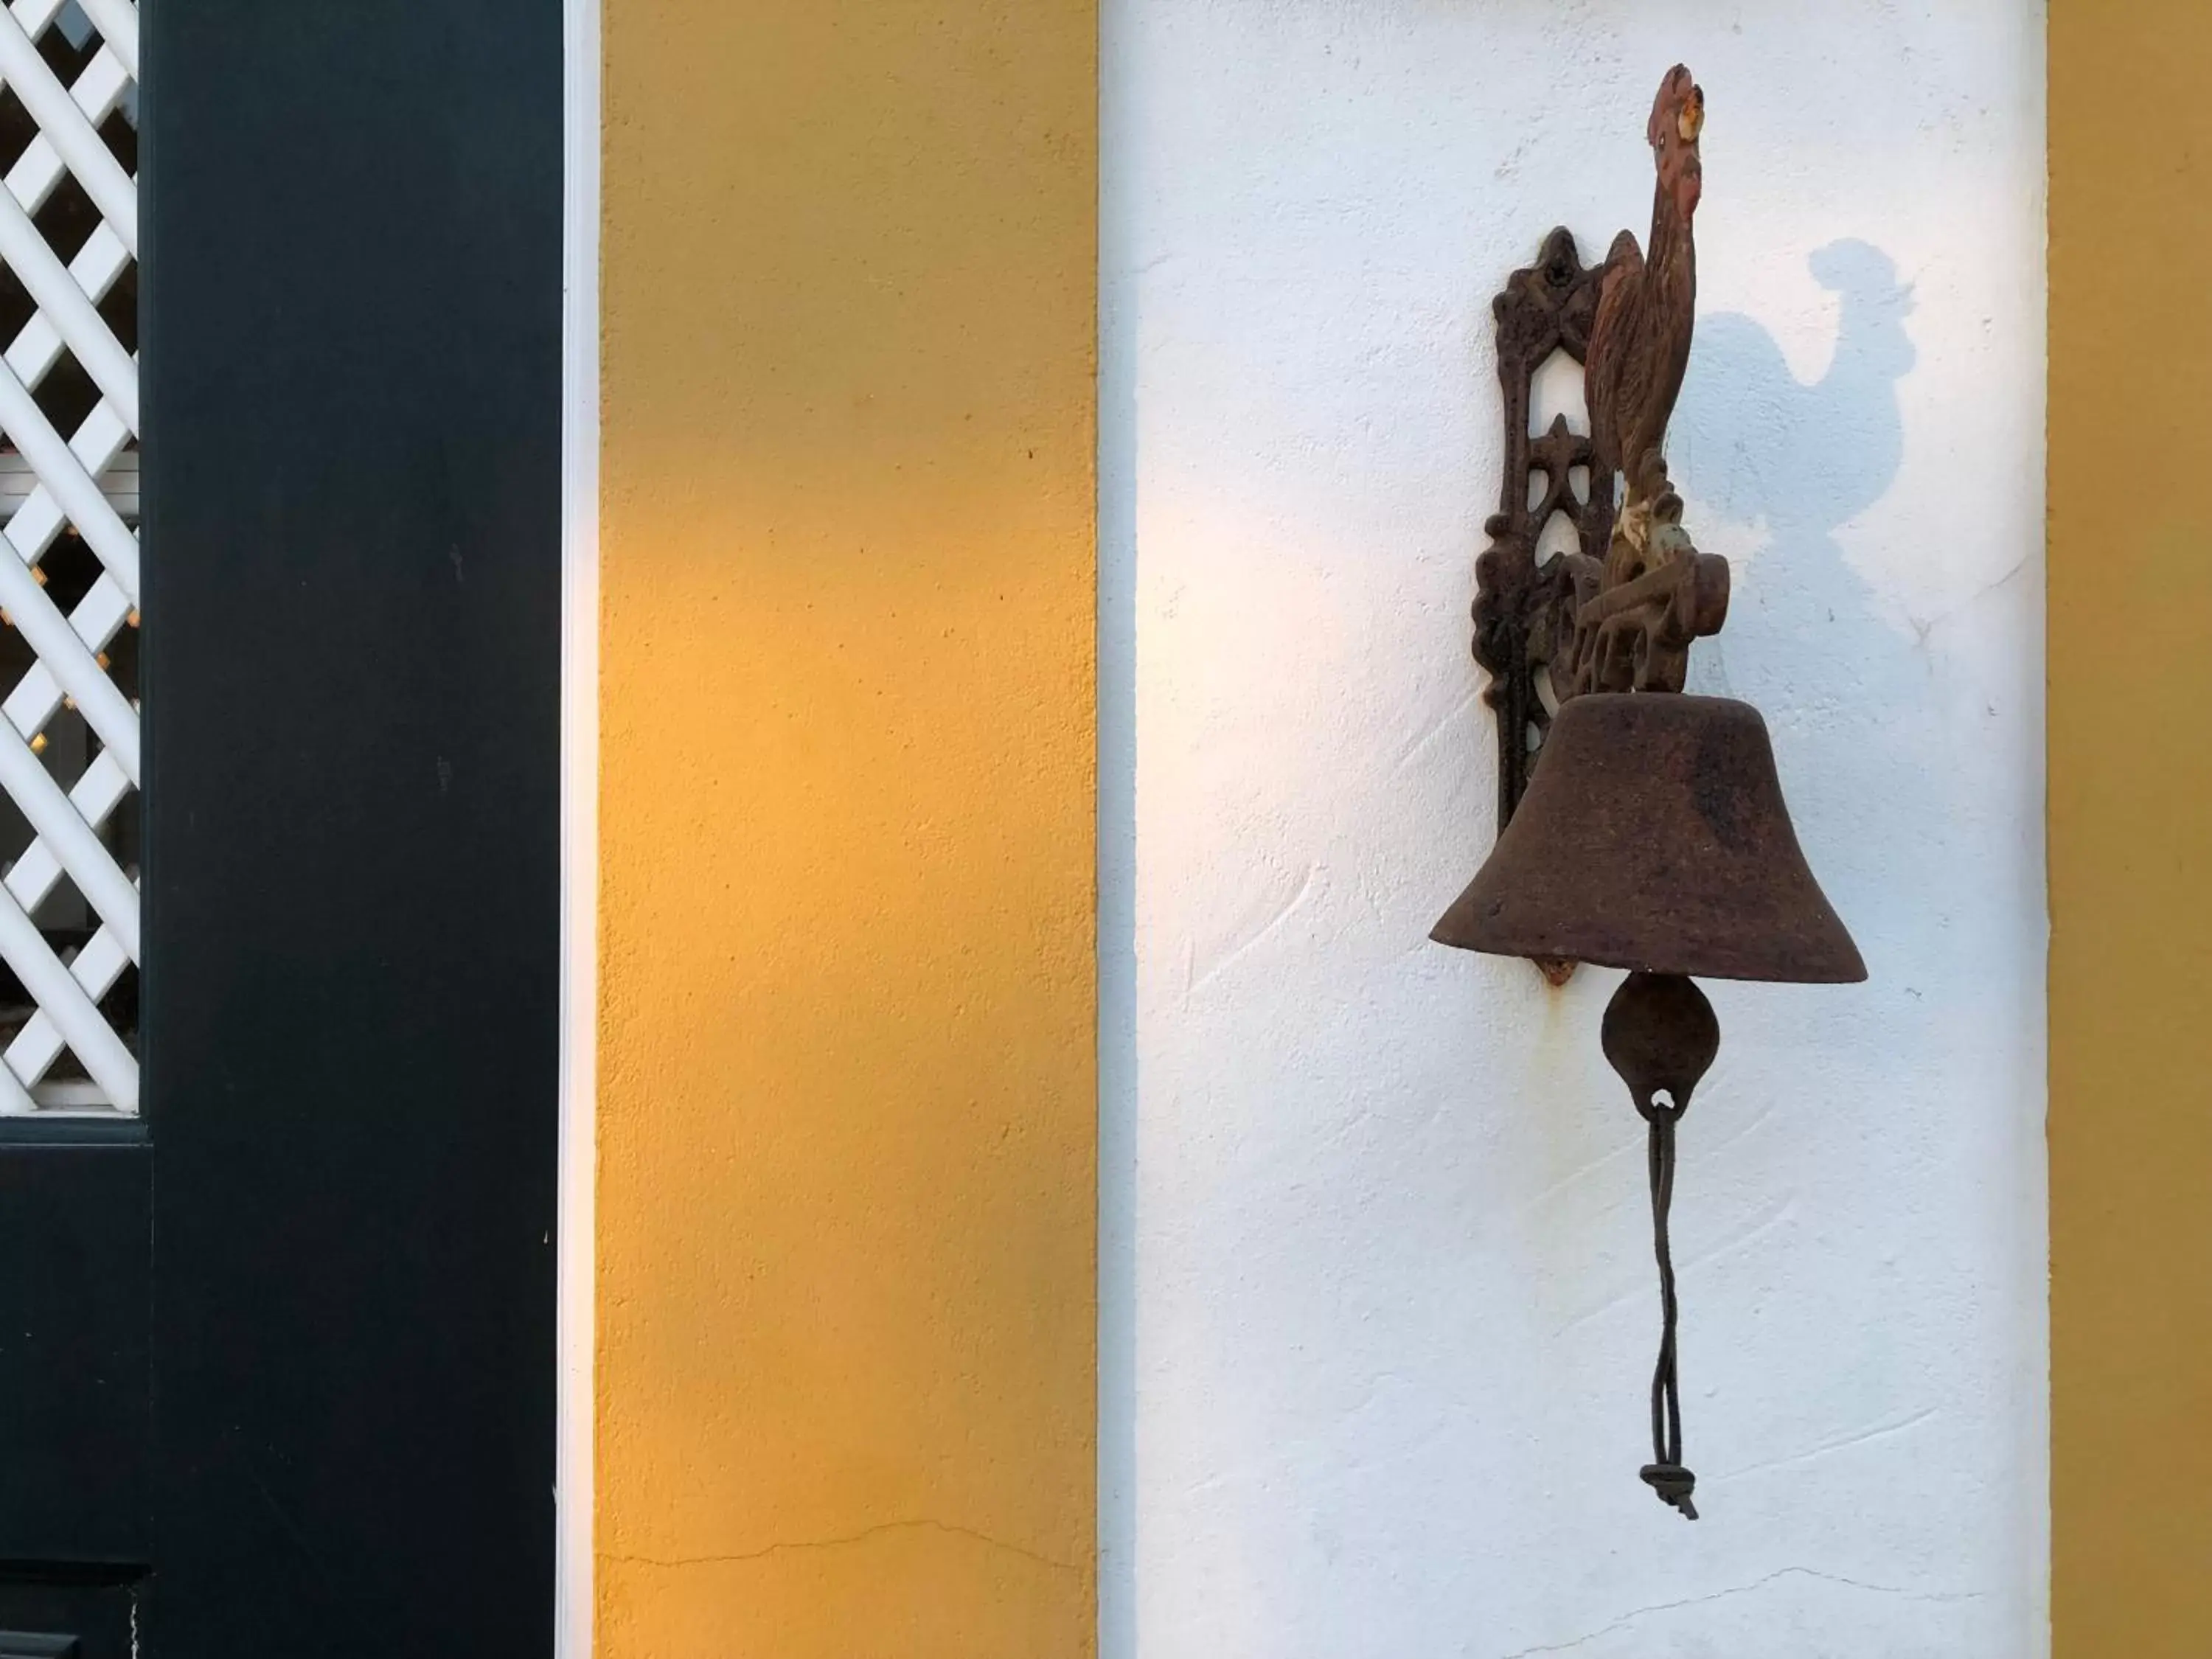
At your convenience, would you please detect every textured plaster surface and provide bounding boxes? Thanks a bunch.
[597,1,1098,1653]
[1099,4,2046,1654]
[2049,4,2212,1653]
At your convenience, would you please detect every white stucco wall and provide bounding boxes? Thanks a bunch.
[1099,4,2047,1655]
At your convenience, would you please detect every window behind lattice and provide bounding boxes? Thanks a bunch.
[0,0,139,1117]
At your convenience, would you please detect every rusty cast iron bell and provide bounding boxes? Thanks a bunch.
[1433,66,1864,1522]
[1431,696,1863,1523]
[1430,692,1864,984]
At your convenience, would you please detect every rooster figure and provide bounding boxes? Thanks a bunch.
[1585,65,1705,565]
[1545,64,1726,700]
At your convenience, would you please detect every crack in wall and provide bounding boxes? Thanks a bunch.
[1492,1565,1987,1658]
[1186,862,1321,998]
[601,1517,1083,1579]
[1708,1405,1942,1486]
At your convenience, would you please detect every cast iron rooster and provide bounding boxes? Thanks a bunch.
[1585,65,1705,554]
[1542,64,1727,703]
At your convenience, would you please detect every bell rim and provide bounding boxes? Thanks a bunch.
[1429,692,1868,986]
[1426,919,1869,985]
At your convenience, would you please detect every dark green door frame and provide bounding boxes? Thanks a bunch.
[0,5,564,1652]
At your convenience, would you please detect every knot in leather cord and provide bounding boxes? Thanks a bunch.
[1640,1462,1698,1520]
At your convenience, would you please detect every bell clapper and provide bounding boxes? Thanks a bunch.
[1601,970,1721,1520]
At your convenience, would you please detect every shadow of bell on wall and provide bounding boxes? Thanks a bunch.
[1429,66,1865,1523]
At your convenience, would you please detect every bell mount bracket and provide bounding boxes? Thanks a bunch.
[1468,228,1731,985]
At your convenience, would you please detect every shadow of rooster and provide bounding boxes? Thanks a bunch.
[1674,239,1916,558]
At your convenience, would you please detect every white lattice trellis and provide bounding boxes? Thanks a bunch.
[0,0,139,1116]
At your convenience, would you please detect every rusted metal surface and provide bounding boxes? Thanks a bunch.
[1470,226,1612,835]
[1430,693,1867,984]
[1600,970,1719,1125]
[1543,63,1725,700]
[1436,69,1869,1520]
[1467,71,1731,1000]
[1471,68,1725,810]
[1546,493,1729,697]
[1446,64,1860,984]
[1585,66,1704,524]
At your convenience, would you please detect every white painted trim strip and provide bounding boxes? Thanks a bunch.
[0,449,135,524]
[556,0,599,1651]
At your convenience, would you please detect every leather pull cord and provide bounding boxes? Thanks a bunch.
[1600,972,1719,1522]
[1636,1096,1696,1520]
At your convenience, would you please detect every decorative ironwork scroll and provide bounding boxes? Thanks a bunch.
[1471,228,1611,834]
[1471,229,1731,818]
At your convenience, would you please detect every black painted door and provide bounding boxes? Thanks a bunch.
[0,5,562,1653]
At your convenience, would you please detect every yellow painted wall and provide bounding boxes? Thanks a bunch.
[596,2,1098,1652]
[2050,4,2212,1652]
